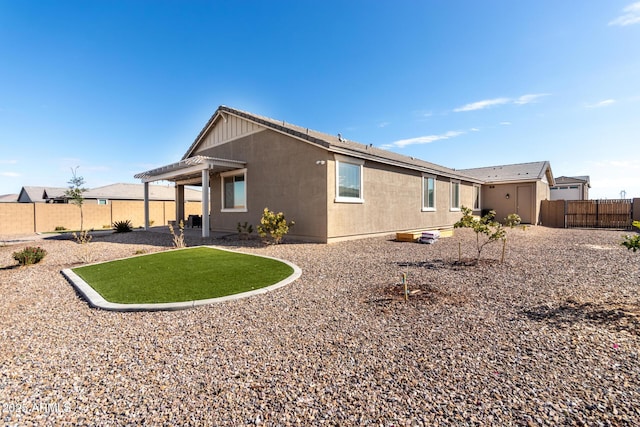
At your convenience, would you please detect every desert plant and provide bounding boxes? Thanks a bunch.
[257,208,294,244]
[622,221,640,252]
[112,219,133,233]
[13,246,47,266]
[237,222,253,240]
[71,229,95,263]
[169,220,186,248]
[64,166,87,231]
[454,206,520,263]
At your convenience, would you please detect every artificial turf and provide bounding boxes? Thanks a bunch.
[72,246,294,304]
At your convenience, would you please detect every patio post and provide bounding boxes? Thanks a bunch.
[202,169,210,238]
[143,182,150,230]
[176,185,185,226]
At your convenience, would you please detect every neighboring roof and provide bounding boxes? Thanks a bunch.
[85,183,202,201]
[18,186,68,203]
[183,105,484,183]
[554,175,590,187]
[17,184,202,202]
[459,161,555,185]
[0,194,18,202]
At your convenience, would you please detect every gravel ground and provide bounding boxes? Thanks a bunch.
[1,226,639,426]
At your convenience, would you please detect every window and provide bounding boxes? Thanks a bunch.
[472,185,481,211]
[450,180,460,211]
[335,155,364,203]
[422,175,436,211]
[221,169,247,212]
[97,199,108,205]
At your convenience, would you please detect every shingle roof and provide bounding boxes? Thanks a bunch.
[18,186,68,203]
[18,184,202,202]
[184,105,484,183]
[555,175,590,186]
[459,161,554,185]
[85,183,202,201]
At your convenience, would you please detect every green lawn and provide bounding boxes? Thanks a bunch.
[72,247,294,304]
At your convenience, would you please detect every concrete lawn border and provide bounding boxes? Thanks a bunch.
[61,245,302,312]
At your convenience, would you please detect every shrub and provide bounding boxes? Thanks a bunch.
[169,220,186,248]
[237,222,253,239]
[622,221,640,252]
[113,219,133,233]
[13,246,47,266]
[257,208,294,244]
[55,226,67,231]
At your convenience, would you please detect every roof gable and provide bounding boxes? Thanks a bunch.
[459,161,554,185]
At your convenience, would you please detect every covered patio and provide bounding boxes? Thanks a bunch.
[134,156,246,238]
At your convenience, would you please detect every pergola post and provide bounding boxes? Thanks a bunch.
[176,185,185,225]
[202,169,210,238]
[143,182,150,230]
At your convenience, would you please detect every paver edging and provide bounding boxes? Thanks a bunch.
[61,245,302,312]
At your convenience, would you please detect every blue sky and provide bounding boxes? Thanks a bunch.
[1,1,639,199]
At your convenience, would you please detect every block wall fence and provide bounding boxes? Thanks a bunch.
[0,201,201,235]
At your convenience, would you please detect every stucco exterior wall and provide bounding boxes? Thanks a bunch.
[326,158,476,241]
[196,129,329,242]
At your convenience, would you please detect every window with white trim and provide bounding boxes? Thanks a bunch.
[450,180,460,211]
[221,169,247,212]
[422,175,436,211]
[97,199,108,205]
[335,155,364,203]
[472,185,481,211]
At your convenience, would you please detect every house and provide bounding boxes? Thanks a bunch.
[135,106,553,242]
[550,176,590,201]
[458,161,555,225]
[0,194,18,203]
[18,186,68,203]
[17,183,202,204]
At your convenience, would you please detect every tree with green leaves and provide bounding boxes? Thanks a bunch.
[64,167,87,231]
[454,206,521,263]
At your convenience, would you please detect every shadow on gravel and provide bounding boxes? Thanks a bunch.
[523,299,640,336]
[394,258,499,270]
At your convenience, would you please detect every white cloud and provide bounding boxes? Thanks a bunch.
[0,172,20,177]
[0,159,17,164]
[586,99,616,108]
[390,130,465,148]
[470,127,480,132]
[454,98,510,112]
[609,2,640,26]
[454,93,549,112]
[500,121,512,125]
[514,93,550,105]
[378,121,390,128]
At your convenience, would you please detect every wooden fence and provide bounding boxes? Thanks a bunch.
[541,199,638,229]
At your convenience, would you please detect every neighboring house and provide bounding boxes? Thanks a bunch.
[17,184,201,204]
[459,161,555,225]
[0,194,18,202]
[550,176,590,201]
[18,186,68,203]
[135,106,554,242]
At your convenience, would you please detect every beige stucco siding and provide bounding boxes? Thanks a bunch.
[326,158,476,241]
[195,129,329,241]
[481,181,549,224]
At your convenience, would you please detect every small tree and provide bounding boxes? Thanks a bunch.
[454,206,520,263]
[622,221,640,252]
[64,167,87,231]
